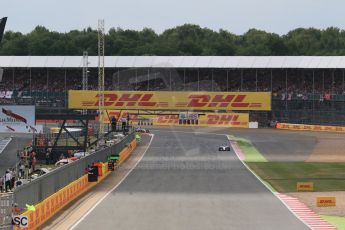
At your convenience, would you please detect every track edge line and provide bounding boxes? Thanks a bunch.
[227,135,313,230]
[69,134,155,230]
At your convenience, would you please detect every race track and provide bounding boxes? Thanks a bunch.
[73,129,308,230]
[231,129,316,162]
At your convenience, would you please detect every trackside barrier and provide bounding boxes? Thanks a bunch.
[14,132,135,208]
[14,138,137,230]
[276,122,345,133]
[15,133,137,230]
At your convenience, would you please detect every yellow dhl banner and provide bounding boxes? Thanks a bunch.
[100,110,172,122]
[296,182,314,191]
[101,110,249,128]
[276,123,345,133]
[317,197,336,207]
[155,113,249,128]
[69,90,271,111]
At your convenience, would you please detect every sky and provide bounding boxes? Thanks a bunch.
[1,0,345,35]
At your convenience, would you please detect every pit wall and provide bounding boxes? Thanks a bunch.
[16,139,137,230]
[14,133,136,209]
[276,122,345,133]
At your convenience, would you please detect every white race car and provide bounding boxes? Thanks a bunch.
[219,144,231,151]
[135,127,150,133]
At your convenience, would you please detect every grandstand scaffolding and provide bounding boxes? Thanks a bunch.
[82,51,88,115]
[98,19,105,135]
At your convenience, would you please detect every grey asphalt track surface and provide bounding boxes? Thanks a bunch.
[0,134,31,175]
[232,130,316,162]
[151,127,317,161]
[74,129,308,230]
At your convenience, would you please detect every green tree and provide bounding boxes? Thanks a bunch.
[1,24,345,56]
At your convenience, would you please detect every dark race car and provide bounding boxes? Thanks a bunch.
[219,144,231,151]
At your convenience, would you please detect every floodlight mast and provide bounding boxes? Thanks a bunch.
[98,19,105,135]
[82,51,88,91]
[82,51,88,115]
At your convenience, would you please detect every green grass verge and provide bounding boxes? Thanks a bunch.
[247,162,345,193]
[228,135,267,162]
[320,215,345,230]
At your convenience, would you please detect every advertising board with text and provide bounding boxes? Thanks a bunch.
[69,90,271,111]
[296,182,314,191]
[0,105,42,133]
[276,123,345,133]
[156,113,248,128]
[316,197,336,207]
[100,110,249,128]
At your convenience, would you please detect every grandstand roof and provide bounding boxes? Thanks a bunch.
[1,56,345,68]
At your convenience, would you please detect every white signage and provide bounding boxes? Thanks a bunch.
[0,105,42,133]
[12,215,29,227]
[0,91,13,98]
[179,113,198,121]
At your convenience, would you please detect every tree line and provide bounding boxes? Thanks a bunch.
[1,24,345,56]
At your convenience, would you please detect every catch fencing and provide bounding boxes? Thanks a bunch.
[0,194,14,230]
[13,132,135,209]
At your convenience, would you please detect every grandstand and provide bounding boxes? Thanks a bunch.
[1,56,345,126]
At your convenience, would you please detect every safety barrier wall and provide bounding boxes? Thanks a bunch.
[15,137,137,230]
[14,132,135,209]
[276,122,345,133]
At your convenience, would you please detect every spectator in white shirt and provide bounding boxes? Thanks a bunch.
[5,170,12,192]
[121,117,127,130]
[19,163,25,178]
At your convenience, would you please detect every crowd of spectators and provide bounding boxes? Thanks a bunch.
[0,144,38,193]
[0,68,345,107]
[0,169,15,193]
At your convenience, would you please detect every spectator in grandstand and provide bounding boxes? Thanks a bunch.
[324,92,331,101]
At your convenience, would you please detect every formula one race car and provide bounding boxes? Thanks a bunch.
[135,127,150,133]
[218,144,231,151]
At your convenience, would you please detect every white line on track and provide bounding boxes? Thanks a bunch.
[70,129,316,230]
[0,137,12,155]
[152,128,313,229]
[69,134,155,230]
